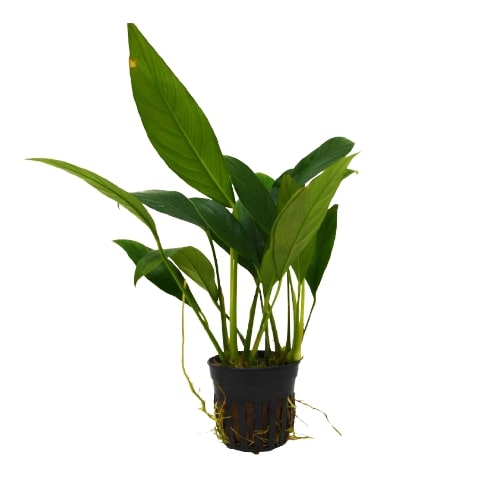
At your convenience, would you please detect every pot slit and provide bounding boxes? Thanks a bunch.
[214,395,296,452]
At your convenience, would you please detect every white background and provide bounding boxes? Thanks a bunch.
[2,1,498,497]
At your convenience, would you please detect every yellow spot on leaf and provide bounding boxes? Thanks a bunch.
[129,58,138,68]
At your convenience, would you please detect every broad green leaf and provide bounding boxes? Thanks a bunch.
[260,154,355,291]
[278,136,355,185]
[135,190,258,276]
[114,239,197,307]
[127,24,234,207]
[133,245,218,300]
[191,198,259,266]
[236,199,268,263]
[169,246,219,301]
[28,158,160,242]
[134,190,206,229]
[306,205,338,296]
[225,156,276,234]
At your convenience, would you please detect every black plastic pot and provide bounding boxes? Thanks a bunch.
[208,353,300,453]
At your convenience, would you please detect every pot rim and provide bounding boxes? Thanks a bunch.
[207,351,301,371]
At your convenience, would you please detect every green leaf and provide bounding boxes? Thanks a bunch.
[134,190,206,229]
[114,239,196,306]
[169,246,219,301]
[306,205,339,296]
[260,154,356,291]
[28,158,160,242]
[191,198,259,266]
[276,174,300,213]
[225,156,276,234]
[255,172,275,191]
[236,199,268,263]
[133,249,167,285]
[274,137,355,189]
[135,189,258,276]
[292,233,317,282]
[133,245,218,301]
[127,23,234,207]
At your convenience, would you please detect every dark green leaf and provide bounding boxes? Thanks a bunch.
[191,198,259,266]
[236,199,268,263]
[114,239,197,306]
[306,205,338,296]
[274,137,355,188]
[135,190,258,276]
[225,156,276,234]
[134,250,165,285]
[127,23,234,206]
[132,243,218,301]
[133,190,206,229]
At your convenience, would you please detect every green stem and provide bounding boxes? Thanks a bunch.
[285,271,294,351]
[264,328,270,363]
[288,272,298,344]
[243,285,260,361]
[268,311,281,356]
[289,279,306,362]
[208,235,229,351]
[303,296,317,336]
[228,247,239,364]
[248,279,283,364]
[299,279,306,337]
[248,295,271,364]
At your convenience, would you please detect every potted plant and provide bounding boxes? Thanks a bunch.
[28,23,358,453]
